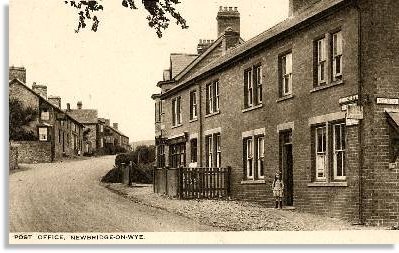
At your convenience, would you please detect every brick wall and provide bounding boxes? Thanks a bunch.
[359,0,399,226]
[11,141,52,163]
[9,144,19,170]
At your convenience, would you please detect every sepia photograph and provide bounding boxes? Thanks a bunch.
[5,0,399,245]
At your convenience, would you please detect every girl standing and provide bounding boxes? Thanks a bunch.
[272,172,284,209]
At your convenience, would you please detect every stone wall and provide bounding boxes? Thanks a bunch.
[11,141,52,163]
[9,144,18,170]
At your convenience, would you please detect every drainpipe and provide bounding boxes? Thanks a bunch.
[199,82,203,167]
[355,0,364,225]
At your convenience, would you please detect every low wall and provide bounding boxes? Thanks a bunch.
[11,141,52,163]
[9,144,18,170]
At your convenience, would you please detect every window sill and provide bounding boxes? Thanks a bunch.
[241,180,265,185]
[276,94,294,103]
[205,111,220,118]
[189,118,198,123]
[310,80,344,93]
[171,124,183,129]
[242,104,263,113]
[307,181,348,187]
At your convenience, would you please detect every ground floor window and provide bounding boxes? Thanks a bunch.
[243,134,265,180]
[190,139,197,163]
[205,133,221,167]
[313,121,346,181]
[157,145,166,168]
[169,143,185,168]
[38,127,48,141]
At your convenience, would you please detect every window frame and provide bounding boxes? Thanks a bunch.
[280,52,293,97]
[315,125,327,181]
[40,109,50,121]
[315,37,327,86]
[333,123,346,180]
[256,136,265,180]
[332,31,343,81]
[189,90,197,120]
[172,96,182,126]
[244,65,263,109]
[190,138,198,163]
[38,127,48,141]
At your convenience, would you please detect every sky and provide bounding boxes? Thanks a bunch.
[9,0,288,142]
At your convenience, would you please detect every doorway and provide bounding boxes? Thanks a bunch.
[280,130,293,206]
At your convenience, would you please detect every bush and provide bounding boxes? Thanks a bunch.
[131,163,154,184]
[115,153,131,167]
[101,166,122,183]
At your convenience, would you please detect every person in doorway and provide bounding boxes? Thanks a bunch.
[272,171,284,209]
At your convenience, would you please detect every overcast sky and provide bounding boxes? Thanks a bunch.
[9,0,288,142]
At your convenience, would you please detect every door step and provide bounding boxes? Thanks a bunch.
[282,206,296,210]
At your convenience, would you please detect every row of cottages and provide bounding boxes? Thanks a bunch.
[9,68,84,163]
[152,0,399,226]
[9,67,131,162]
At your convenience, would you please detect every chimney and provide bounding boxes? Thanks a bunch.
[9,66,26,83]
[105,119,110,126]
[77,101,82,109]
[48,96,61,109]
[32,82,47,99]
[66,103,71,111]
[223,27,240,52]
[113,123,118,130]
[197,39,215,55]
[216,6,240,37]
[289,0,322,16]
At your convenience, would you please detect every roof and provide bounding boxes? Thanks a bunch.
[161,0,348,99]
[67,109,98,124]
[170,53,198,78]
[105,125,129,138]
[9,78,83,126]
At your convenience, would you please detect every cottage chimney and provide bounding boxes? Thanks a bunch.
[9,66,26,83]
[289,0,322,16]
[197,39,215,55]
[32,82,47,99]
[216,6,240,37]
[105,119,110,126]
[77,101,82,109]
[48,96,61,109]
[223,27,240,52]
[113,123,118,130]
[66,103,71,111]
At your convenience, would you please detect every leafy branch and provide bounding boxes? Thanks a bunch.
[64,0,188,37]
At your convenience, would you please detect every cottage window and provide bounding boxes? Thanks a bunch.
[206,133,221,167]
[315,126,327,180]
[315,38,327,86]
[38,127,48,141]
[206,80,219,115]
[190,139,197,163]
[244,65,263,109]
[313,122,346,182]
[243,134,265,180]
[189,90,197,120]
[332,31,343,81]
[333,123,346,179]
[244,138,254,179]
[257,136,265,179]
[157,145,166,168]
[169,143,185,168]
[99,124,104,133]
[280,52,292,97]
[172,96,181,126]
[41,110,50,121]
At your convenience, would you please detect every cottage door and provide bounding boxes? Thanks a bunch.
[280,131,294,206]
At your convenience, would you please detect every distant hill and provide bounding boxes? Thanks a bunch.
[130,140,155,150]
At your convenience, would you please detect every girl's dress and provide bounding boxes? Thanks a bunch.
[273,179,284,197]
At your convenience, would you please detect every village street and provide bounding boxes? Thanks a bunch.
[9,156,218,232]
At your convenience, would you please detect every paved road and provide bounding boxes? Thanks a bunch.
[9,156,218,232]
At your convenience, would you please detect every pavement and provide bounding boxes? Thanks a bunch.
[9,156,219,232]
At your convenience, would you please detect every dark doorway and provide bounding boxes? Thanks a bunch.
[62,132,65,153]
[280,130,293,206]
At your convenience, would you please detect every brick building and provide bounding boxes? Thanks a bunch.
[9,68,84,162]
[152,0,399,226]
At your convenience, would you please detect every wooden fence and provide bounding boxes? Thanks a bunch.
[153,166,231,199]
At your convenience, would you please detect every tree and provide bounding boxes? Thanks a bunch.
[64,0,188,37]
[9,99,38,141]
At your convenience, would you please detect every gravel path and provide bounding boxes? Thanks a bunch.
[104,183,382,231]
[9,156,219,232]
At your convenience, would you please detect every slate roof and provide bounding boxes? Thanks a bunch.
[161,0,347,98]
[67,109,98,124]
[170,54,198,78]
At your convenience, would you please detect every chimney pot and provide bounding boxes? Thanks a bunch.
[9,66,26,83]
[219,6,222,11]
[229,7,233,11]
[77,101,82,109]
[32,83,47,99]
[67,103,71,111]
[224,6,228,11]
[113,123,118,130]
[48,96,61,109]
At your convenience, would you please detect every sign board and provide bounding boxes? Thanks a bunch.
[347,105,363,120]
[339,94,358,105]
[377,98,399,105]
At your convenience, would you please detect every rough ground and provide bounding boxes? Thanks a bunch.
[104,183,385,231]
[9,156,218,232]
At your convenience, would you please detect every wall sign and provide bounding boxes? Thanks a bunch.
[347,105,364,120]
[339,94,358,105]
[377,98,399,105]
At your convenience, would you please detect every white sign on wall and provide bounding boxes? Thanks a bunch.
[376,98,399,105]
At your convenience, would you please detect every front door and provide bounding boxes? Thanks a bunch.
[280,130,294,206]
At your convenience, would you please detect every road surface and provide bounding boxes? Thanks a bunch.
[9,156,218,232]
